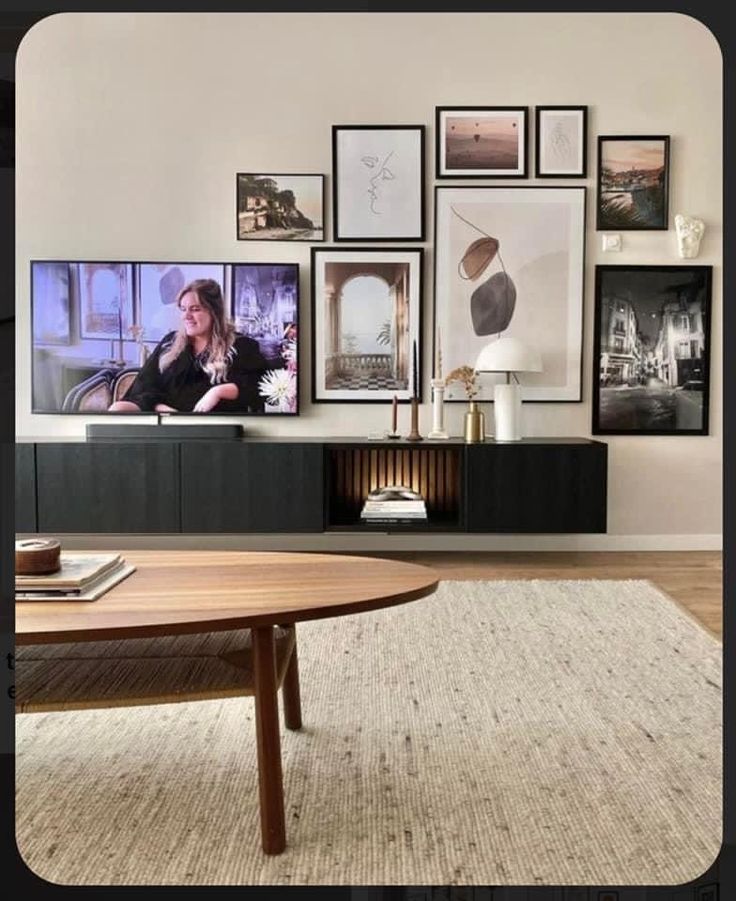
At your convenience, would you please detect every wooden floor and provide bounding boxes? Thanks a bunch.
[386,551,722,639]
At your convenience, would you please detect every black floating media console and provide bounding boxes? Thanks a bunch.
[16,437,608,536]
[86,423,243,442]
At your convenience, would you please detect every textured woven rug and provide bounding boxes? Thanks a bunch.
[16,579,721,886]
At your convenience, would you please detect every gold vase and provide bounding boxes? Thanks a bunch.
[463,401,485,443]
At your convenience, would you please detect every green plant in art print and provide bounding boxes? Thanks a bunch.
[376,318,393,347]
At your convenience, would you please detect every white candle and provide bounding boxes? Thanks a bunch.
[436,328,443,380]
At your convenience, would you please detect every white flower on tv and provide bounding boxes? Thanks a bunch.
[258,368,296,412]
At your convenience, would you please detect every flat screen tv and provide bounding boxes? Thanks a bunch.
[31,261,299,415]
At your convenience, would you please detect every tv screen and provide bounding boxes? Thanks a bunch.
[31,261,299,415]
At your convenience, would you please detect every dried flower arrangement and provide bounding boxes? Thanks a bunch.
[445,365,479,400]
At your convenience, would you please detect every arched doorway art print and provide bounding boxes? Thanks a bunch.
[311,248,423,402]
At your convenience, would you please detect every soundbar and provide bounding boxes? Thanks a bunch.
[86,424,243,442]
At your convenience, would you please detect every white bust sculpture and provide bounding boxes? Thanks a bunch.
[675,214,705,259]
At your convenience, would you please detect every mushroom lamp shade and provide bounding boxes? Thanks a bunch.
[474,337,542,441]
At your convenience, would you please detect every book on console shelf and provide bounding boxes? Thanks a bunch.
[360,500,428,521]
[359,519,430,526]
[15,552,136,602]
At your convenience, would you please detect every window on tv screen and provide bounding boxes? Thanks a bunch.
[31,261,299,415]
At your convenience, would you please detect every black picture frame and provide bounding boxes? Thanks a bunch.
[235,173,325,242]
[592,265,712,435]
[311,246,424,403]
[436,106,528,179]
[596,135,670,230]
[534,105,588,178]
[332,125,425,242]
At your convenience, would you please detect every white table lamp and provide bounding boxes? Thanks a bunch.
[474,337,542,441]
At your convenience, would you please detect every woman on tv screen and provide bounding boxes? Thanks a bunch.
[109,278,269,414]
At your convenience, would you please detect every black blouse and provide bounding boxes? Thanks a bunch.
[122,332,272,413]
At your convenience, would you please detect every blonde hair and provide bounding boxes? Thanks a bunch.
[158,279,236,384]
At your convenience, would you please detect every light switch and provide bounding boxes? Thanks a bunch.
[602,233,622,252]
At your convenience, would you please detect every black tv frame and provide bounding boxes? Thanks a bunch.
[29,259,301,417]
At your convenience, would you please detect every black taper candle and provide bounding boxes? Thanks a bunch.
[412,339,418,399]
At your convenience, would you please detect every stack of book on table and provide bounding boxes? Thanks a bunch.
[360,486,428,526]
[15,553,136,602]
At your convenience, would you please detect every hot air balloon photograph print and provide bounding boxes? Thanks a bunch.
[436,107,528,178]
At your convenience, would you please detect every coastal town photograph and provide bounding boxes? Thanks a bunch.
[594,265,711,434]
[597,136,669,229]
[236,173,324,241]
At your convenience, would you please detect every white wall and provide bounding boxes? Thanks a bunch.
[15,12,722,546]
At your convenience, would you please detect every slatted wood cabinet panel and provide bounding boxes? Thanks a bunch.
[35,443,181,533]
[15,443,37,533]
[180,443,324,533]
[465,440,607,533]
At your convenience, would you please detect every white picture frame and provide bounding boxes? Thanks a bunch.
[434,186,586,402]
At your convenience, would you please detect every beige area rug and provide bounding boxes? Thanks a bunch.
[16,579,721,886]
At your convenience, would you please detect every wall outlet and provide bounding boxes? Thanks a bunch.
[602,233,622,252]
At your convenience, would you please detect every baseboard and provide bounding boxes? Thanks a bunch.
[25,533,723,552]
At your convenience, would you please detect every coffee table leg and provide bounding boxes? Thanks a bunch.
[282,625,303,731]
[252,625,286,854]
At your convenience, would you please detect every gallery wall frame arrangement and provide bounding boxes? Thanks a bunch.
[332,125,425,242]
[434,185,586,402]
[236,173,325,242]
[592,264,712,436]
[311,246,423,403]
[596,135,670,230]
[534,105,588,178]
[436,106,528,178]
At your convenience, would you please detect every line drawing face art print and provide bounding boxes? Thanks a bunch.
[333,126,425,240]
[362,150,396,216]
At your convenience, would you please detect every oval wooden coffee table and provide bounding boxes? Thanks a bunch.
[16,550,439,854]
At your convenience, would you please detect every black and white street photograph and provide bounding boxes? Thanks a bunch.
[593,265,712,435]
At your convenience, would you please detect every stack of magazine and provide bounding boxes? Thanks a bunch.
[15,552,136,602]
[360,485,428,526]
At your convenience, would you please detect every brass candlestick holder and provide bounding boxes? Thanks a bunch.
[406,397,423,442]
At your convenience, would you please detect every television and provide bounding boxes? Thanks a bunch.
[31,261,299,415]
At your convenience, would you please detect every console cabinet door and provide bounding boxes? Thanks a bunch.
[36,443,180,533]
[466,443,607,533]
[16,443,37,533]
[180,443,324,533]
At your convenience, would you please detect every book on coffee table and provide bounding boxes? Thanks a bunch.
[15,553,122,590]
[15,553,136,601]
[15,559,135,601]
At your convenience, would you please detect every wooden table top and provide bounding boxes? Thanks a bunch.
[16,550,439,644]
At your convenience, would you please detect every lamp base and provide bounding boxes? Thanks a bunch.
[493,383,522,441]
